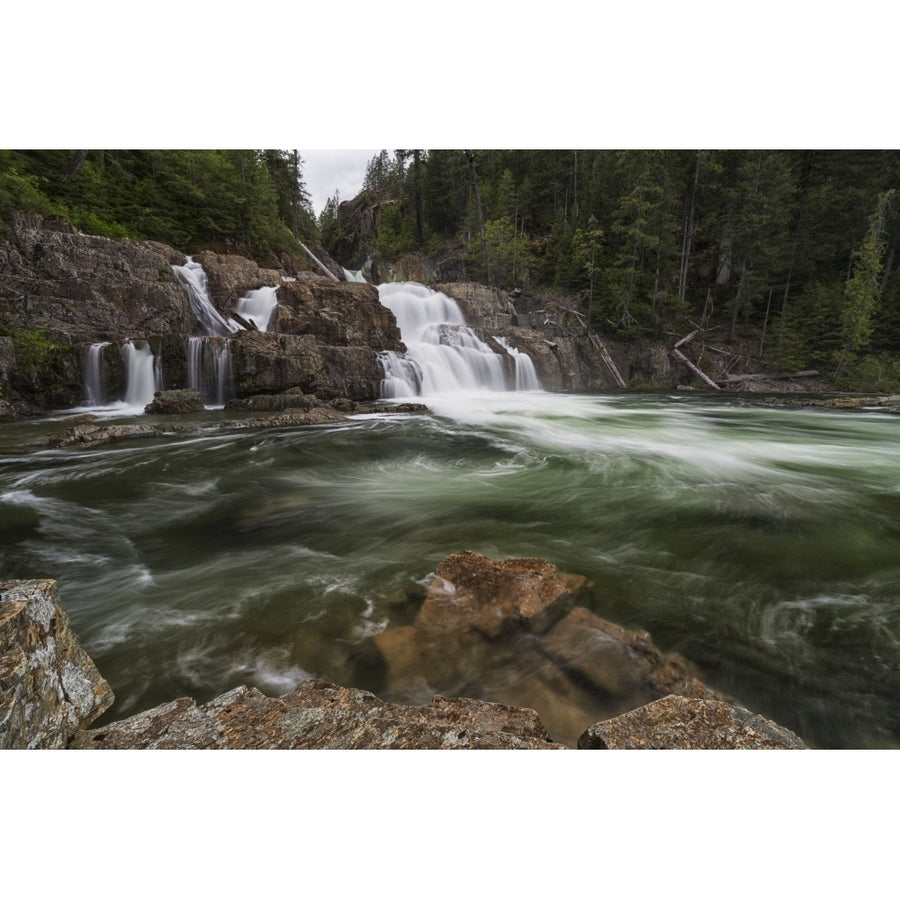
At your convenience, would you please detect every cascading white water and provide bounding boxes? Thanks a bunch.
[122,340,163,408]
[377,282,540,397]
[233,287,279,332]
[187,337,233,407]
[84,342,110,406]
[172,258,239,338]
[342,267,367,283]
[496,337,541,390]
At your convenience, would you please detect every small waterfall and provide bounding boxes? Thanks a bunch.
[342,268,367,283]
[84,342,110,406]
[172,258,239,338]
[233,286,279,332]
[122,340,163,408]
[376,282,541,397]
[187,337,233,407]
[496,337,541,390]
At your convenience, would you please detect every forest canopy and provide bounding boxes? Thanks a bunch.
[319,149,900,389]
[3,148,900,390]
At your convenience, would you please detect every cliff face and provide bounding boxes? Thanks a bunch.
[0,209,715,417]
[0,211,404,414]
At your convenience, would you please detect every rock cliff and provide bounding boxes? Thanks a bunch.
[0,209,741,416]
[1,579,113,748]
[0,210,404,414]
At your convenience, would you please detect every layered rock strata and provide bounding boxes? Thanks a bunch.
[0,211,404,413]
[0,579,113,748]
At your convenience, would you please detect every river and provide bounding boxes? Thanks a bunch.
[2,389,899,748]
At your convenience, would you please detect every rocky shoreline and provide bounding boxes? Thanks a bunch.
[2,553,809,750]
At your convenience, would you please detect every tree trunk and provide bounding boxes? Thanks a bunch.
[464,151,487,276]
[63,150,90,181]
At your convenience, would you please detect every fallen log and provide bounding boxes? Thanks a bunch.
[672,329,721,391]
[590,334,627,388]
[715,370,820,385]
[672,347,721,390]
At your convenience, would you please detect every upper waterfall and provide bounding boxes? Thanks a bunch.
[376,282,541,398]
[172,258,240,337]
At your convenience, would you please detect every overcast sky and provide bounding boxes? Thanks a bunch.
[300,149,381,217]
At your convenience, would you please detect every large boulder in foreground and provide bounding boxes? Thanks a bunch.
[0,579,114,748]
[578,694,808,749]
[375,551,720,746]
[70,679,564,750]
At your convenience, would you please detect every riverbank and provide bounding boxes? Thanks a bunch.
[2,566,807,749]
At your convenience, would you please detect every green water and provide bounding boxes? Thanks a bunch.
[2,391,899,747]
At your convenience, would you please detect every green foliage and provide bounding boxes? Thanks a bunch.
[0,150,315,263]
[840,190,895,355]
[0,163,57,219]
[375,202,418,257]
[481,217,532,288]
[1,323,62,372]
[775,281,844,371]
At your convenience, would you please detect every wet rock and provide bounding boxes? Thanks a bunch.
[192,250,282,303]
[273,279,403,349]
[0,579,114,749]
[231,331,387,401]
[375,551,720,746]
[226,389,320,412]
[48,421,162,448]
[420,550,588,638]
[144,388,205,414]
[577,694,808,749]
[70,679,564,749]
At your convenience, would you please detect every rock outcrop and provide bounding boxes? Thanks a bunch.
[70,679,564,750]
[144,388,205,414]
[375,550,720,746]
[0,579,114,748]
[577,694,808,749]
[0,210,404,414]
[1,573,807,750]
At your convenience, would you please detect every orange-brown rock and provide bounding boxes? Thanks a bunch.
[375,551,720,746]
[577,694,808,749]
[70,679,564,750]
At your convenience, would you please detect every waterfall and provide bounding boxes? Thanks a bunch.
[122,340,163,408]
[84,342,110,406]
[376,282,541,397]
[172,258,239,338]
[187,337,233,407]
[233,287,278,332]
[342,268,367,283]
[496,337,541,390]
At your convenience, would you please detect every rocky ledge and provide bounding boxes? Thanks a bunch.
[2,557,808,750]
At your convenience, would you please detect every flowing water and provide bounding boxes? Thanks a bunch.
[1,392,899,748]
[3,280,900,747]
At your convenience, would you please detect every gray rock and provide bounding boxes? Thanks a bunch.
[70,679,564,750]
[577,694,808,749]
[144,388,205,414]
[0,579,114,749]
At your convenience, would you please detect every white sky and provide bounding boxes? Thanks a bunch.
[299,149,381,217]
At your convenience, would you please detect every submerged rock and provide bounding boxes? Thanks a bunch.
[375,551,721,746]
[0,579,114,748]
[577,694,808,749]
[70,679,564,750]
